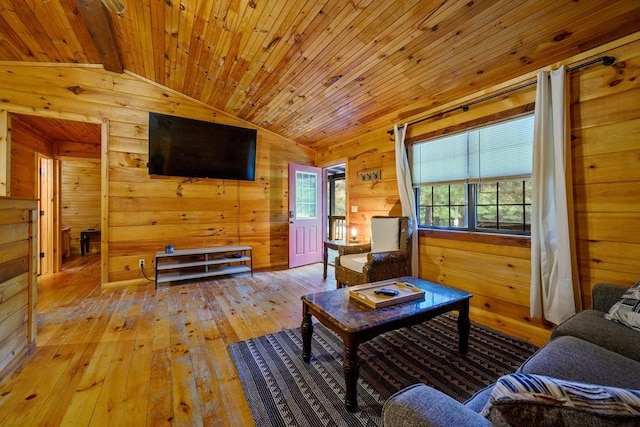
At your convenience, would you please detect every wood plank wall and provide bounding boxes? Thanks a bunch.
[572,39,640,297]
[0,65,315,285]
[0,197,37,381]
[60,159,101,256]
[318,36,640,345]
[9,116,54,199]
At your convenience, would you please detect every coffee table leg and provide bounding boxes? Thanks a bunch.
[343,340,359,412]
[301,311,313,362]
[458,301,471,354]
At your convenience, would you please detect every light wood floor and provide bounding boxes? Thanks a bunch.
[0,254,336,426]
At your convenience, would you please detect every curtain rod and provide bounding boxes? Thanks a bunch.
[387,55,616,135]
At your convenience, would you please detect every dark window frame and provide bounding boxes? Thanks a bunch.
[416,179,531,235]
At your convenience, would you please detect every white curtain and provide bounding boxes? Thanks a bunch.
[530,66,578,325]
[394,124,419,276]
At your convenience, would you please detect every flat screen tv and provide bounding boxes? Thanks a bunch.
[148,112,257,181]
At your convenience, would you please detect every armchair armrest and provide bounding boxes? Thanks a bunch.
[338,243,371,256]
[368,250,404,264]
[363,250,412,283]
[382,384,489,427]
[591,282,630,312]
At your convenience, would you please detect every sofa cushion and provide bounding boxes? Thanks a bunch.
[518,336,640,390]
[551,309,640,362]
[371,217,400,253]
[592,283,631,313]
[339,253,368,273]
[383,383,490,427]
[464,384,495,413]
[480,373,640,427]
[605,281,640,332]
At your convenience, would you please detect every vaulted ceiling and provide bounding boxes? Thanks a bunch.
[1,0,639,150]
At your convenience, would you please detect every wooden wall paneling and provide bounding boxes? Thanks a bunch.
[571,38,640,308]
[0,110,8,196]
[574,182,638,212]
[0,64,315,284]
[55,141,100,159]
[52,158,61,273]
[0,197,37,379]
[317,129,401,236]
[575,212,640,242]
[573,150,640,185]
[572,118,640,158]
[100,120,109,285]
[61,158,101,256]
[10,115,55,199]
[576,239,640,276]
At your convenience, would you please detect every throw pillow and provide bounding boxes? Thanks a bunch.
[370,217,400,253]
[605,281,640,332]
[480,373,640,427]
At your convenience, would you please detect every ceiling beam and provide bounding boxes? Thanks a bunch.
[74,0,123,74]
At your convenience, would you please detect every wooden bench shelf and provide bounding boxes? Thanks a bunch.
[154,246,253,288]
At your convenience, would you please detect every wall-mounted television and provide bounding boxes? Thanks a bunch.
[148,112,257,181]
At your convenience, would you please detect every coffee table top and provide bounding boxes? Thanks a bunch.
[301,276,471,333]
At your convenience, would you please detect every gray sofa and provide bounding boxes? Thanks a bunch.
[382,283,640,426]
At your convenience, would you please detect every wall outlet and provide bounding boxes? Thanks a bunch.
[351,205,358,213]
[139,259,145,268]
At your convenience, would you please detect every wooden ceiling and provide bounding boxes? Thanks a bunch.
[16,115,101,146]
[1,1,639,149]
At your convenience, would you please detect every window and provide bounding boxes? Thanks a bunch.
[411,114,534,234]
[295,171,318,219]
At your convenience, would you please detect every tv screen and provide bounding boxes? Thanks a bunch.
[148,112,257,181]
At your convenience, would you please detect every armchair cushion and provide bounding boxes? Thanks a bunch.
[339,254,368,273]
[371,217,400,253]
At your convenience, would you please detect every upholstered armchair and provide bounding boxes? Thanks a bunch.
[334,216,413,288]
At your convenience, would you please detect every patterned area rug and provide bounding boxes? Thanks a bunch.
[229,314,538,426]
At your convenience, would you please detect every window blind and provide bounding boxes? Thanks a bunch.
[411,114,534,185]
[410,132,468,184]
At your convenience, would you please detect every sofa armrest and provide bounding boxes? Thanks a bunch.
[591,282,629,312]
[382,384,490,427]
[337,243,371,256]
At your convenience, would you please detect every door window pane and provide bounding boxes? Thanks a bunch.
[296,171,317,219]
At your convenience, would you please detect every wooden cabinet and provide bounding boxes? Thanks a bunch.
[154,246,253,288]
[0,197,37,379]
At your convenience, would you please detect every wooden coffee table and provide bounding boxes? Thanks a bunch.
[301,276,472,412]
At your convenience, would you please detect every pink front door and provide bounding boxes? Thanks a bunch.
[288,163,324,268]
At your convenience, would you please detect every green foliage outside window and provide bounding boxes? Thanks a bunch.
[418,179,531,233]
